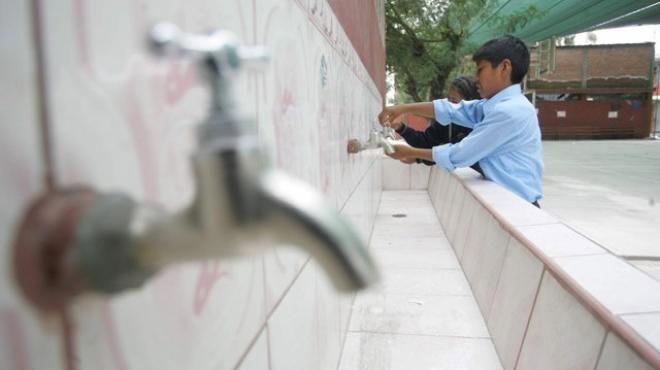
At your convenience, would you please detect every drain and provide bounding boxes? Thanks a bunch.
[392,213,407,218]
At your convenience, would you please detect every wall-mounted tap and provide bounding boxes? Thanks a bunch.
[347,122,397,155]
[13,22,379,311]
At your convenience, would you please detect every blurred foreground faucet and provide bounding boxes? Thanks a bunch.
[13,22,379,311]
[347,123,396,154]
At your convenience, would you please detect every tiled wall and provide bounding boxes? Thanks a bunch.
[427,167,659,370]
[382,159,431,191]
[0,0,383,369]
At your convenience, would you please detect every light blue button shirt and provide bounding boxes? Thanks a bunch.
[432,84,543,202]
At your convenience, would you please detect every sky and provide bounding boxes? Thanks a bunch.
[572,24,660,58]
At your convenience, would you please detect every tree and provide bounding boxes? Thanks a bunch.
[386,0,543,103]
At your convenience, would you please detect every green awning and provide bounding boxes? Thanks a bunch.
[467,0,660,45]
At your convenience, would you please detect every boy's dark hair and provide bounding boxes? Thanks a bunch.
[472,35,530,84]
[450,76,480,100]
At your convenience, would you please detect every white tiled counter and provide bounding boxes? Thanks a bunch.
[426,167,660,370]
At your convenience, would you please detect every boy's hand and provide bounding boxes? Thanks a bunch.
[378,106,405,130]
[400,157,416,164]
[385,140,414,160]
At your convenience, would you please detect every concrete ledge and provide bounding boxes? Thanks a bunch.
[428,167,660,370]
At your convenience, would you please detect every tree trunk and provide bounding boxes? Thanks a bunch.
[403,70,423,102]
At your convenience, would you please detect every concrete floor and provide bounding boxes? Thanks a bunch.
[541,139,660,280]
[340,191,502,370]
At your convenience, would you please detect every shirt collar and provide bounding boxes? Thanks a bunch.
[483,84,522,114]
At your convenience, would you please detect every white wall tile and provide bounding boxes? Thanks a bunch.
[72,257,267,370]
[517,273,606,370]
[382,158,411,190]
[445,189,466,241]
[7,1,384,370]
[410,163,431,190]
[463,220,511,319]
[595,332,653,370]
[449,193,477,246]
[268,263,319,370]
[0,1,62,369]
[440,180,460,228]
[487,239,544,370]
[451,196,479,259]
[458,208,493,264]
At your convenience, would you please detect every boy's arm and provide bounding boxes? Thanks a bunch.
[385,142,434,162]
[433,99,485,129]
[378,102,434,127]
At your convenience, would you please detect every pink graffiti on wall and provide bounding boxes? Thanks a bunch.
[63,0,256,367]
[193,262,230,316]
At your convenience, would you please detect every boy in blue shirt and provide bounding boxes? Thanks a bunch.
[379,35,543,206]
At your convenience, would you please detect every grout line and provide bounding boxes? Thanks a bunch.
[335,291,356,370]
[30,0,56,190]
[338,158,378,213]
[336,177,381,370]
[484,236,513,321]
[354,292,476,298]
[265,322,272,370]
[346,329,491,340]
[375,267,462,273]
[265,258,311,321]
[624,255,660,262]
[617,310,660,317]
[513,269,546,370]
[233,257,312,370]
[232,322,268,370]
[592,330,609,370]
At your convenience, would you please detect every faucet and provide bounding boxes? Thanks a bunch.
[347,122,397,154]
[12,22,379,311]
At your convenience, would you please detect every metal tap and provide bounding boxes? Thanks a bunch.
[347,122,396,155]
[13,22,379,310]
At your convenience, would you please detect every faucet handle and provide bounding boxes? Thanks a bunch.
[149,22,269,73]
[149,22,269,135]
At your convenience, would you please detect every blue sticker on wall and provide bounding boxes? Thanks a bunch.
[320,55,328,88]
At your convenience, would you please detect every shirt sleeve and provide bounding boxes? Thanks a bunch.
[433,98,485,129]
[432,107,526,171]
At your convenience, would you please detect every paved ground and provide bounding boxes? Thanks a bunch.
[541,139,660,279]
[340,191,502,370]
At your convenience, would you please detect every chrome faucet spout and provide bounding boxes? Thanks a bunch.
[11,23,380,311]
[259,171,379,291]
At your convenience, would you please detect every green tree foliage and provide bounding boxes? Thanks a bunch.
[386,0,543,102]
